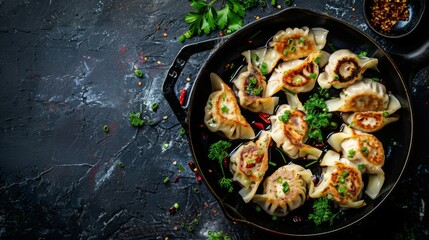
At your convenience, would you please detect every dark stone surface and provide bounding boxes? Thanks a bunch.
[0,0,428,239]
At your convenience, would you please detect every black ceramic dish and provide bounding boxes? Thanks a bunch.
[363,0,426,38]
[163,8,414,237]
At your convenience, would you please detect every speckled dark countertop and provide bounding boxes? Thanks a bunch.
[1,0,428,239]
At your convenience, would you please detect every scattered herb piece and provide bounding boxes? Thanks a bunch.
[348,149,356,158]
[128,112,145,127]
[118,161,125,168]
[179,128,186,136]
[303,88,333,142]
[173,202,180,209]
[255,205,262,212]
[163,176,170,184]
[103,124,109,133]
[151,102,159,112]
[134,69,143,78]
[208,230,231,240]
[221,105,229,113]
[278,110,291,123]
[208,140,234,192]
[308,197,341,226]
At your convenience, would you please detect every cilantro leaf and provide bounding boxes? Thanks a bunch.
[308,197,342,226]
[129,112,144,127]
[190,0,208,12]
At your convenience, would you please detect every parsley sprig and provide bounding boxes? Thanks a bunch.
[208,140,234,192]
[308,197,342,226]
[179,0,247,42]
[304,87,332,142]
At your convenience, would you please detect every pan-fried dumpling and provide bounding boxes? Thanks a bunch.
[252,163,314,216]
[341,94,401,133]
[204,73,255,140]
[309,150,366,208]
[317,49,378,89]
[270,104,323,160]
[327,125,385,199]
[232,51,279,114]
[244,27,329,75]
[265,50,330,96]
[229,131,271,203]
[325,78,389,112]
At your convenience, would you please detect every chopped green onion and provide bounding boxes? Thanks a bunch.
[299,37,305,44]
[134,69,143,78]
[284,0,291,5]
[103,124,109,133]
[221,105,229,113]
[269,161,277,167]
[179,128,186,136]
[118,161,125,168]
[305,160,318,168]
[338,185,347,195]
[283,49,288,56]
[309,73,317,79]
[348,149,356,158]
[289,46,296,52]
[260,62,268,75]
[272,216,278,220]
[193,188,199,193]
[246,159,256,164]
[382,111,389,117]
[187,225,194,232]
[173,202,180,209]
[358,164,365,171]
[372,77,380,82]
[282,181,290,193]
[278,110,291,123]
[360,146,368,153]
[277,177,283,183]
[252,53,259,62]
[163,176,170,184]
[287,39,294,45]
[193,218,199,225]
[333,73,339,80]
[314,56,321,64]
[255,205,262,212]
[151,102,158,112]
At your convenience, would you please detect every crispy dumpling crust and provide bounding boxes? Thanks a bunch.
[252,163,314,216]
[325,78,389,112]
[244,27,329,75]
[265,50,330,96]
[317,49,378,89]
[204,73,255,140]
[309,150,366,208]
[230,131,272,203]
[341,94,401,132]
[327,125,385,199]
[232,51,279,114]
[270,104,322,160]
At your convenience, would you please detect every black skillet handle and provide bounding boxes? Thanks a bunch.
[162,37,228,131]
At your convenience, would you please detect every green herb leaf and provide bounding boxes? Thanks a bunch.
[128,112,145,127]
[308,197,342,226]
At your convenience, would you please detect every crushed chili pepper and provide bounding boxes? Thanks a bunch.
[369,0,409,33]
[179,87,187,105]
[258,112,271,124]
[252,121,265,130]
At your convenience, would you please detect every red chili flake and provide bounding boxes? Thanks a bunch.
[223,158,228,169]
[195,172,202,184]
[212,209,217,214]
[173,176,180,183]
[169,207,177,215]
[179,87,187,105]
[252,121,265,130]
[258,113,271,124]
[188,161,196,170]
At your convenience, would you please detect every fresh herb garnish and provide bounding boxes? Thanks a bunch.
[128,112,145,127]
[179,0,248,42]
[303,88,332,142]
[308,197,342,226]
[208,230,231,240]
[278,110,291,123]
[208,140,233,192]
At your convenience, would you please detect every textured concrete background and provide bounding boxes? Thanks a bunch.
[0,0,428,239]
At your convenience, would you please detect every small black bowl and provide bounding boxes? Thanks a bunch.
[363,0,426,38]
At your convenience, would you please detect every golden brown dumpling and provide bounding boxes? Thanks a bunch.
[325,78,389,112]
[252,163,313,216]
[309,150,366,208]
[244,26,329,75]
[327,125,385,199]
[230,131,271,203]
[341,94,401,133]
[232,51,279,114]
[204,73,255,140]
[318,49,378,89]
[265,50,330,96]
[270,104,322,160]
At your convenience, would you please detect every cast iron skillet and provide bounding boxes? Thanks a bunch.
[163,8,415,237]
[363,0,426,38]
